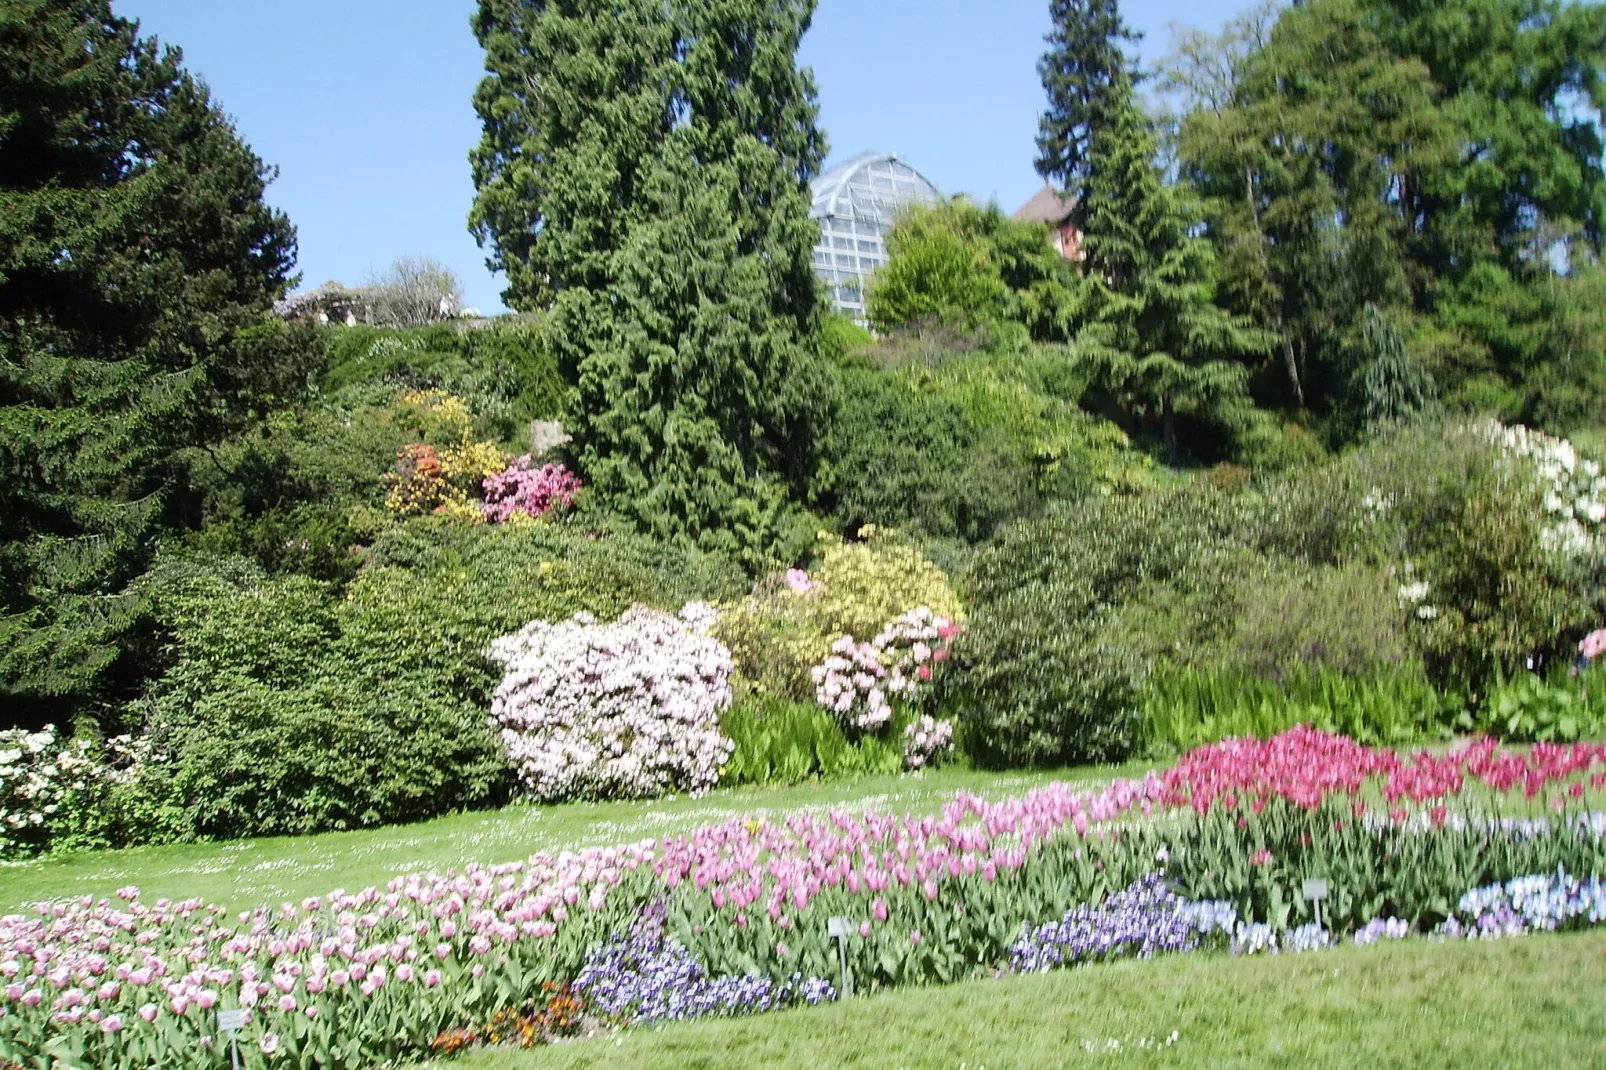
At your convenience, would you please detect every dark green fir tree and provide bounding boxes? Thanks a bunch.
[1035,0,1142,196]
[1076,81,1272,460]
[0,0,304,723]
[470,0,833,566]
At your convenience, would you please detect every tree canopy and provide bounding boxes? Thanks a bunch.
[0,0,304,722]
[470,0,834,565]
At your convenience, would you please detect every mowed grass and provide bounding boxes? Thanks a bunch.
[443,933,1606,1070]
[0,763,1151,915]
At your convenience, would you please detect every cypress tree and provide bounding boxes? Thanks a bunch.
[0,0,301,722]
[470,0,832,565]
[1035,0,1142,196]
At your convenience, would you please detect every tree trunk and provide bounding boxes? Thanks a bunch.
[1163,394,1178,463]
[1281,326,1304,408]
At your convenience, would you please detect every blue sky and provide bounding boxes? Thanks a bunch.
[119,0,1246,314]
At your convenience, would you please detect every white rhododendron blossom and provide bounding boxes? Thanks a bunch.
[1487,422,1606,560]
[488,603,735,802]
[903,715,955,771]
[811,606,957,733]
[0,727,137,858]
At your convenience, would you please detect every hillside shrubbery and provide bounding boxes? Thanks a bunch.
[941,420,1606,766]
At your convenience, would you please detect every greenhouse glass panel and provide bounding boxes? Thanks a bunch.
[808,151,941,323]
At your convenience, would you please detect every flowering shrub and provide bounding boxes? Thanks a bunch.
[810,607,957,732]
[397,388,475,442]
[482,457,583,524]
[0,727,132,858]
[716,531,962,703]
[383,438,508,518]
[1488,422,1606,560]
[902,715,955,771]
[814,528,963,641]
[488,604,736,801]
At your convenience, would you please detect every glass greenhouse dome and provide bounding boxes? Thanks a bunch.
[809,151,942,322]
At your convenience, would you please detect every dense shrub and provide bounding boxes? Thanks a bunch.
[0,727,131,858]
[131,565,511,840]
[358,523,746,703]
[137,678,509,840]
[482,458,584,523]
[943,492,1233,766]
[488,604,734,802]
[810,607,957,733]
[941,593,1149,768]
[321,322,565,444]
[117,524,746,842]
[823,356,1144,542]
[949,419,1606,767]
[1256,421,1606,687]
[716,529,961,701]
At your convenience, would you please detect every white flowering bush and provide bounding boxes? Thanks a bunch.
[1488,422,1606,560]
[488,603,735,802]
[0,727,134,858]
[810,606,957,733]
[902,715,955,771]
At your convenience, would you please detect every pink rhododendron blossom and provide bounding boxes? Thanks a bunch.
[481,457,582,524]
[811,607,957,733]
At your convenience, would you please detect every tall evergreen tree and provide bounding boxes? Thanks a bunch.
[1077,79,1272,459]
[1035,0,1142,197]
[0,0,301,723]
[470,0,832,564]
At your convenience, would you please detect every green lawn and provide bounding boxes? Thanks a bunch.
[443,933,1606,1070]
[0,763,1149,915]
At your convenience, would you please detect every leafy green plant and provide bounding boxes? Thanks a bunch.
[1462,670,1606,744]
[719,693,904,786]
[1141,665,1458,755]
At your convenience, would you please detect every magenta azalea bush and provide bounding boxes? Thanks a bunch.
[488,603,735,801]
[481,457,583,524]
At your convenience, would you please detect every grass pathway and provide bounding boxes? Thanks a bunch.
[442,932,1606,1069]
[0,763,1151,914]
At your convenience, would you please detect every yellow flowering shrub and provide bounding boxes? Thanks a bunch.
[716,527,961,699]
[815,527,963,638]
[398,388,475,443]
[383,438,508,520]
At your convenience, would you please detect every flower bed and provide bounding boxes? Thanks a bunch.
[3,729,1604,1068]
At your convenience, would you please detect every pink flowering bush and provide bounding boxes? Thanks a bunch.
[810,606,957,732]
[902,715,955,771]
[482,457,583,524]
[488,603,735,801]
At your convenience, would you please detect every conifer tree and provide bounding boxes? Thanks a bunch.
[1035,0,1142,196]
[470,0,832,565]
[1076,81,1271,459]
[0,0,301,722]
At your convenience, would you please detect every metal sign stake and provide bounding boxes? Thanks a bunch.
[1302,877,1330,931]
[827,916,854,998]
